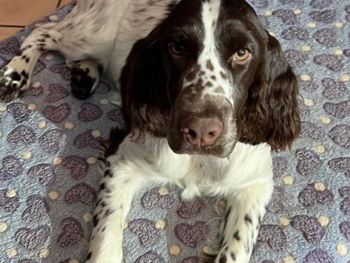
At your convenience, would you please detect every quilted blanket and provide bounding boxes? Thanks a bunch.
[0,1,349,263]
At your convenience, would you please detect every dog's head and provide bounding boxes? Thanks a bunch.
[121,0,300,157]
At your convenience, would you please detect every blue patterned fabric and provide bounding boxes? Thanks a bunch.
[0,1,349,263]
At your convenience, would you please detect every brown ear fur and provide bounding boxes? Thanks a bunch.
[239,34,300,150]
[120,27,170,137]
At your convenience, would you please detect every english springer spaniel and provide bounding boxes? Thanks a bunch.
[0,0,300,262]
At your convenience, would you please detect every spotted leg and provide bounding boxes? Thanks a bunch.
[86,155,150,263]
[203,182,273,263]
[0,1,113,102]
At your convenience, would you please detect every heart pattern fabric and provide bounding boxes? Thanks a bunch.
[0,1,350,263]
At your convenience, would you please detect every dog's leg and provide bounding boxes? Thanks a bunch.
[0,0,119,101]
[0,23,55,101]
[204,182,273,263]
[86,157,149,263]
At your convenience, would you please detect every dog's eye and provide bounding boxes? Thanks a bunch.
[232,49,251,64]
[168,42,186,59]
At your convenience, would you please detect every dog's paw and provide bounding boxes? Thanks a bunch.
[181,186,201,201]
[211,250,237,263]
[71,60,100,100]
[0,65,29,102]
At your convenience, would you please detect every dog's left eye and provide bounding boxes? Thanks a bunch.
[232,49,251,64]
[168,42,186,59]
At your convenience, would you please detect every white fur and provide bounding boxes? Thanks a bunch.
[0,0,275,262]
[90,133,273,263]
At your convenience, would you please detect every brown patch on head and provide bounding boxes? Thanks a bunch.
[205,81,213,87]
[215,87,225,94]
[200,71,205,76]
[179,78,205,107]
[212,20,216,28]
[206,60,214,71]
[185,64,200,82]
[211,75,217,80]
[220,71,227,79]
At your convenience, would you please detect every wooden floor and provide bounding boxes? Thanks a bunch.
[0,0,72,40]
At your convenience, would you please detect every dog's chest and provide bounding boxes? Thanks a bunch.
[116,135,273,196]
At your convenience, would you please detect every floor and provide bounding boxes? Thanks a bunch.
[0,0,72,40]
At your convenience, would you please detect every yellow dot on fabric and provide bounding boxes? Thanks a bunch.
[32,81,41,88]
[6,189,17,198]
[38,120,47,128]
[301,74,311,81]
[69,259,79,263]
[100,99,109,105]
[27,103,37,110]
[278,216,290,226]
[158,186,169,195]
[301,45,311,52]
[283,255,295,263]
[294,9,302,15]
[307,22,317,28]
[155,219,166,230]
[264,10,272,16]
[6,247,18,258]
[39,248,50,258]
[203,246,215,255]
[318,216,330,226]
[83,212,93,223]
[45,53,54,61]
[48,191,59,200]
[0,104,6,111]
[169,244,181,256]
[333,49,343,56]
[340,74,350,82]
[314,145,326,153]
[282,176,294,185]
[334,22,344,28]
[320,117,331,124]
[49,15,58,21]
[87,157,97,165]
[22,151,32,160]
[0,222,9,232]
[336,243,348,256]
[314,182,326,191]
[269,31,276,37]
[304,98,314,107]
[64,122,75,130]
[53,157,62,165]
[91,130,101,138]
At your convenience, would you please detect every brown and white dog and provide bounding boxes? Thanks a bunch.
[0,0,300,262]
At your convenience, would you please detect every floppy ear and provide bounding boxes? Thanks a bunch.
[120,27,170,137]
[239,34,300,150]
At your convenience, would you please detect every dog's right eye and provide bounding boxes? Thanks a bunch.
[168,42,186,59]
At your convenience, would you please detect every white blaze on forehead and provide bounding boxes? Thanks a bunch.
[199,0,234,103]
[201,0,220,55]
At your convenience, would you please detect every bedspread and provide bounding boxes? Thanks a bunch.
[0,1,349,262]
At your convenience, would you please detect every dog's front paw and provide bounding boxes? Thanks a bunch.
[201,250,237,263]
[71,60,100,100]
[0,66,29,102]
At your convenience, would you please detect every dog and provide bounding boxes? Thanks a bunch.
[0,0,300,262]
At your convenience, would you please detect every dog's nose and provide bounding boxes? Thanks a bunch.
[180,117,223,147]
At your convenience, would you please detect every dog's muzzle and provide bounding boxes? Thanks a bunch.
[167,87,236,157]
